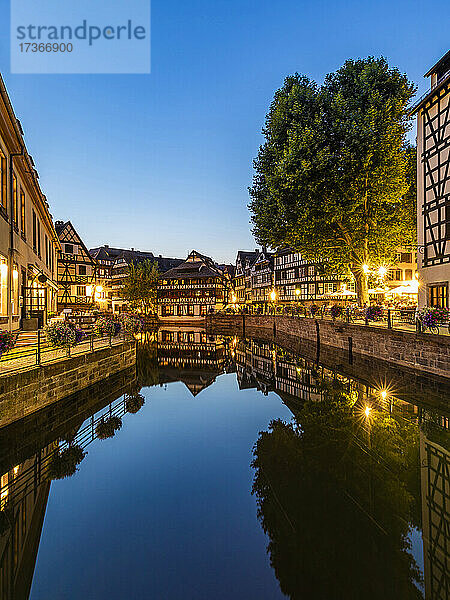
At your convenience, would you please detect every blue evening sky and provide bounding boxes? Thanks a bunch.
[0,0,448,263]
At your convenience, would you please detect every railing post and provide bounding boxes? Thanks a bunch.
[365,310,369,326]
[90,333,94,352]
[387,309,392,329]
[346,308,350,323]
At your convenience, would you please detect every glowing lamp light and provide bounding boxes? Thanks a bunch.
[95,285,103,293]
[364,406,372,418]
[270,290,277,302]
[12,269,19,280]
[86,285,93,297]
[231,293,237,303]
[380,390,387,400]
[362,264,370,274]
[295,288,300,296]
[378,266,387,278]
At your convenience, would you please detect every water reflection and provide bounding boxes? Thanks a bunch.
[0,327,448,599]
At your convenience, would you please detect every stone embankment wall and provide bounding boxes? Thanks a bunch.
[207,314,450,380]
[0,341,136,428]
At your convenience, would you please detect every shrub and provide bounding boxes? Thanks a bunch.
[48,445,86,480]
[126,393,145,414]
[330,305,343,320]
[120,313,143,335]
[94,316,122,337]
[46,322,77,348]
[366,305,383,321]
[96,416,123,439]
[0,331,16,356]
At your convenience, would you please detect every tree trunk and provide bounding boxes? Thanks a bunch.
[352,270,369,307]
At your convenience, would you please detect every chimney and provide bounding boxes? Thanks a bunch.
[104,244,109,248]
[159,254,162,258]
[255,248,259,253]
[131,247,134,251]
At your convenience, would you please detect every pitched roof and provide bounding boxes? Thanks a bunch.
[55,220,97,265]
[161,250,225,280]
[89,245,183,273]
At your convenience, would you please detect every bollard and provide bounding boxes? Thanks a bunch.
[90,334,94,352]
[346,308,350,323]
[387,309,392,329]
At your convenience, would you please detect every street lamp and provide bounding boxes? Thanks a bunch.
[362,264,370,274]
[270,290,277,302]
[377,266,387,278]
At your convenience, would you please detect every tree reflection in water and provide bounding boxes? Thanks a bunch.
[251,378,423,600]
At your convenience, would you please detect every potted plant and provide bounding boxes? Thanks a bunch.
[366,305,383,321]
[0,330,16,357]
[96,416,123,439]
[46,322,77,348]
[94,316,122,337]
[120,313,143,335]
[419,307,448,330]
[48,444,86,480]
[309,304,320,317]
[330,305,343,321]
[126,393,145,414]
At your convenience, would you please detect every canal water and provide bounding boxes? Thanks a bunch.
[0,328,448,599]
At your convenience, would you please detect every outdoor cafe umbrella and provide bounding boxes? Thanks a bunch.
[385,283,419,296]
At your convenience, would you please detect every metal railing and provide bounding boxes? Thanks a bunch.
[217,306,450,336]
[0,327,133,377]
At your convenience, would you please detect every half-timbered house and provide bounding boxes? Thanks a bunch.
[412,51,450,308]
[233,250,259,306]
[157,250,229,321]
[55,221,101,314]
[250,249,274,307]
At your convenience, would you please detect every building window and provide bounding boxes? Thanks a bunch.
[65,244,74,254]
[399,252,412,263]
[20,190,25,236]
[76,286,86,297]
[32,210,37,252]
[12,175,18,227]
[404,269,413,281]
[429,284,448,308]
[37,219,41,256]
[0,150,6,211]
[79,265,86,275]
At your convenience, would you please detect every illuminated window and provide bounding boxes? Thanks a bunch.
[0,149,6,210]
[12,264,19,315]
[430,284,448,308]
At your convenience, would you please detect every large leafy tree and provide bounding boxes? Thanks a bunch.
[120,260,160,315]
[249,58,416,305]
[251,379,422,599]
